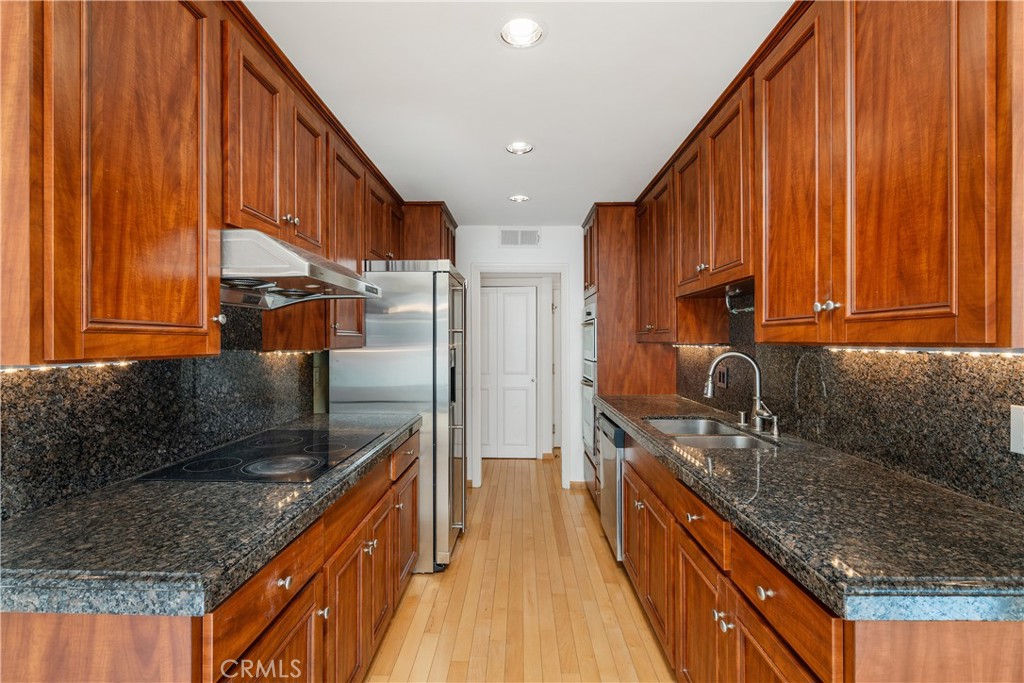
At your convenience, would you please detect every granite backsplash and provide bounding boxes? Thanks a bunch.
[1,351,313,521]
[675,297,1024,514]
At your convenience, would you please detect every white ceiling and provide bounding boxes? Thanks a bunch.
[247,1,791,227]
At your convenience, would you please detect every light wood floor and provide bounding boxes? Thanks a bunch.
[366,458,675,683]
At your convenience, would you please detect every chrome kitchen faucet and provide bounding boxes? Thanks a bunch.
[703,351,780,437]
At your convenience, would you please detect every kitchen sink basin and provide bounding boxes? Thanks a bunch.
[645,418,742,436]
[672,434,773,450]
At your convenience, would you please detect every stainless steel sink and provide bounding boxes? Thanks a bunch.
[645,418,742,436]
[672,434,773,449]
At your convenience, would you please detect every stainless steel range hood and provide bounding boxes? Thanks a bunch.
[220,229,381,310]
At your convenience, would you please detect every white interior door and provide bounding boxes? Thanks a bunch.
[479,288,497,456]
[482,286,538,458]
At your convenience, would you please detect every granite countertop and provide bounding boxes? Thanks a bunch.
[596,395,1024,621]
[0,413,421,617]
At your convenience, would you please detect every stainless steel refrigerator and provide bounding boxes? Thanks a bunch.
[329,260,465,572]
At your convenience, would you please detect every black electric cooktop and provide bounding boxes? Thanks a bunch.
[140,429,384,483]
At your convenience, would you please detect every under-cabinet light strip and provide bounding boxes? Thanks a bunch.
[672,344,730,349]
[826,347,1023,358]
[1,361,136,373]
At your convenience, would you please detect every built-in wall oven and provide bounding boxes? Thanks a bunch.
[582,303,598,506]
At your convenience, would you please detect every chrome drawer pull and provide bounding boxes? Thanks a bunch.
[277,576,293,590]
[756,585,776,601]
[685,513,702,523]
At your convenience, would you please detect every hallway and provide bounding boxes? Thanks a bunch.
[367,458,675,682]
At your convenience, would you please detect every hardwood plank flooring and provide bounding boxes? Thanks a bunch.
[367,458,674,682]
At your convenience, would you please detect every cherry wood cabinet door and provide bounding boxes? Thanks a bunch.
[719,585,817,683]
[230,575,324,683]
[753,1,835,344]
[651,175,677,341]
[286,96,328,256]
[324,528,368,683]
[832,0,997,345]
[223,21,287,237]
[676,527,723,683]
[675,140,707,296]
[388,202,404,261]
[393,462,419,599]
[635,201,656,339]
[365,176,391,260]
[365,491,394,653]
[642,488,674,662]
[621,464,644,590]
[636,173,676,343]
[328,136,366,349]
[704,80,753,289]
[44,0,220,361]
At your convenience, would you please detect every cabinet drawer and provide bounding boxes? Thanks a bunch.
[731,532,842,682]
[206,520,324,672]
[676,482,731,570]
[389,433,419,481]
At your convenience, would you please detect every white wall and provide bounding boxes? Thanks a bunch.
[457,225,583,490]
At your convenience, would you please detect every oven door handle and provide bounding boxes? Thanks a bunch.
[581,378,594,388]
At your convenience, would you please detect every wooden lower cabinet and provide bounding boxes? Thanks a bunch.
[622,463,674,661]
[722,582,817,683]
[228,575,325,682]
[394,462,419,599]
[324,528,369,683]
[675,525,725,683]
[365,492,395,654]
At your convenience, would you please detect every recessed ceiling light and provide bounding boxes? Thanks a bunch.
[506,141,534,155]
[500,18,544,49]
[508,194,530,203]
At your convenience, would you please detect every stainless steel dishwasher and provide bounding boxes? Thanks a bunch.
[598,414,626,561]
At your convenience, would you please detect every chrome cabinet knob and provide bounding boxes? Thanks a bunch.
[719,618,735,633]
[685,513,702,523]
[293,216,300,226]
[756,585,776,601]
[282,214,294,224]
[712,609,723,622]
[211,314,227,325]
[395,502,404,511]
[404,449,415,456]
[277,576,293,590]
[813,300,842,313]
[634,500,645,510]
[363,541,374,555]
[696,263,709,272]
[644,324,654,331]
[317,607,330,619]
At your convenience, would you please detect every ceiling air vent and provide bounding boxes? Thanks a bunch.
[499,229,541,247]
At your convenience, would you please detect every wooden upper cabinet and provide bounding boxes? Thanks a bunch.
[675,81,752,297]
[328,135,366,349]
[402,202,457,264]
[365,174,401,261]
[286,97,328,256]
[37,0,220,362]
[583,209,598,295]
[223,21,286,236]
[832,0,997,345]
[704,80,753,288]
[674,140,706,296]
[754,1,835,344]
[636,173,677,343]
